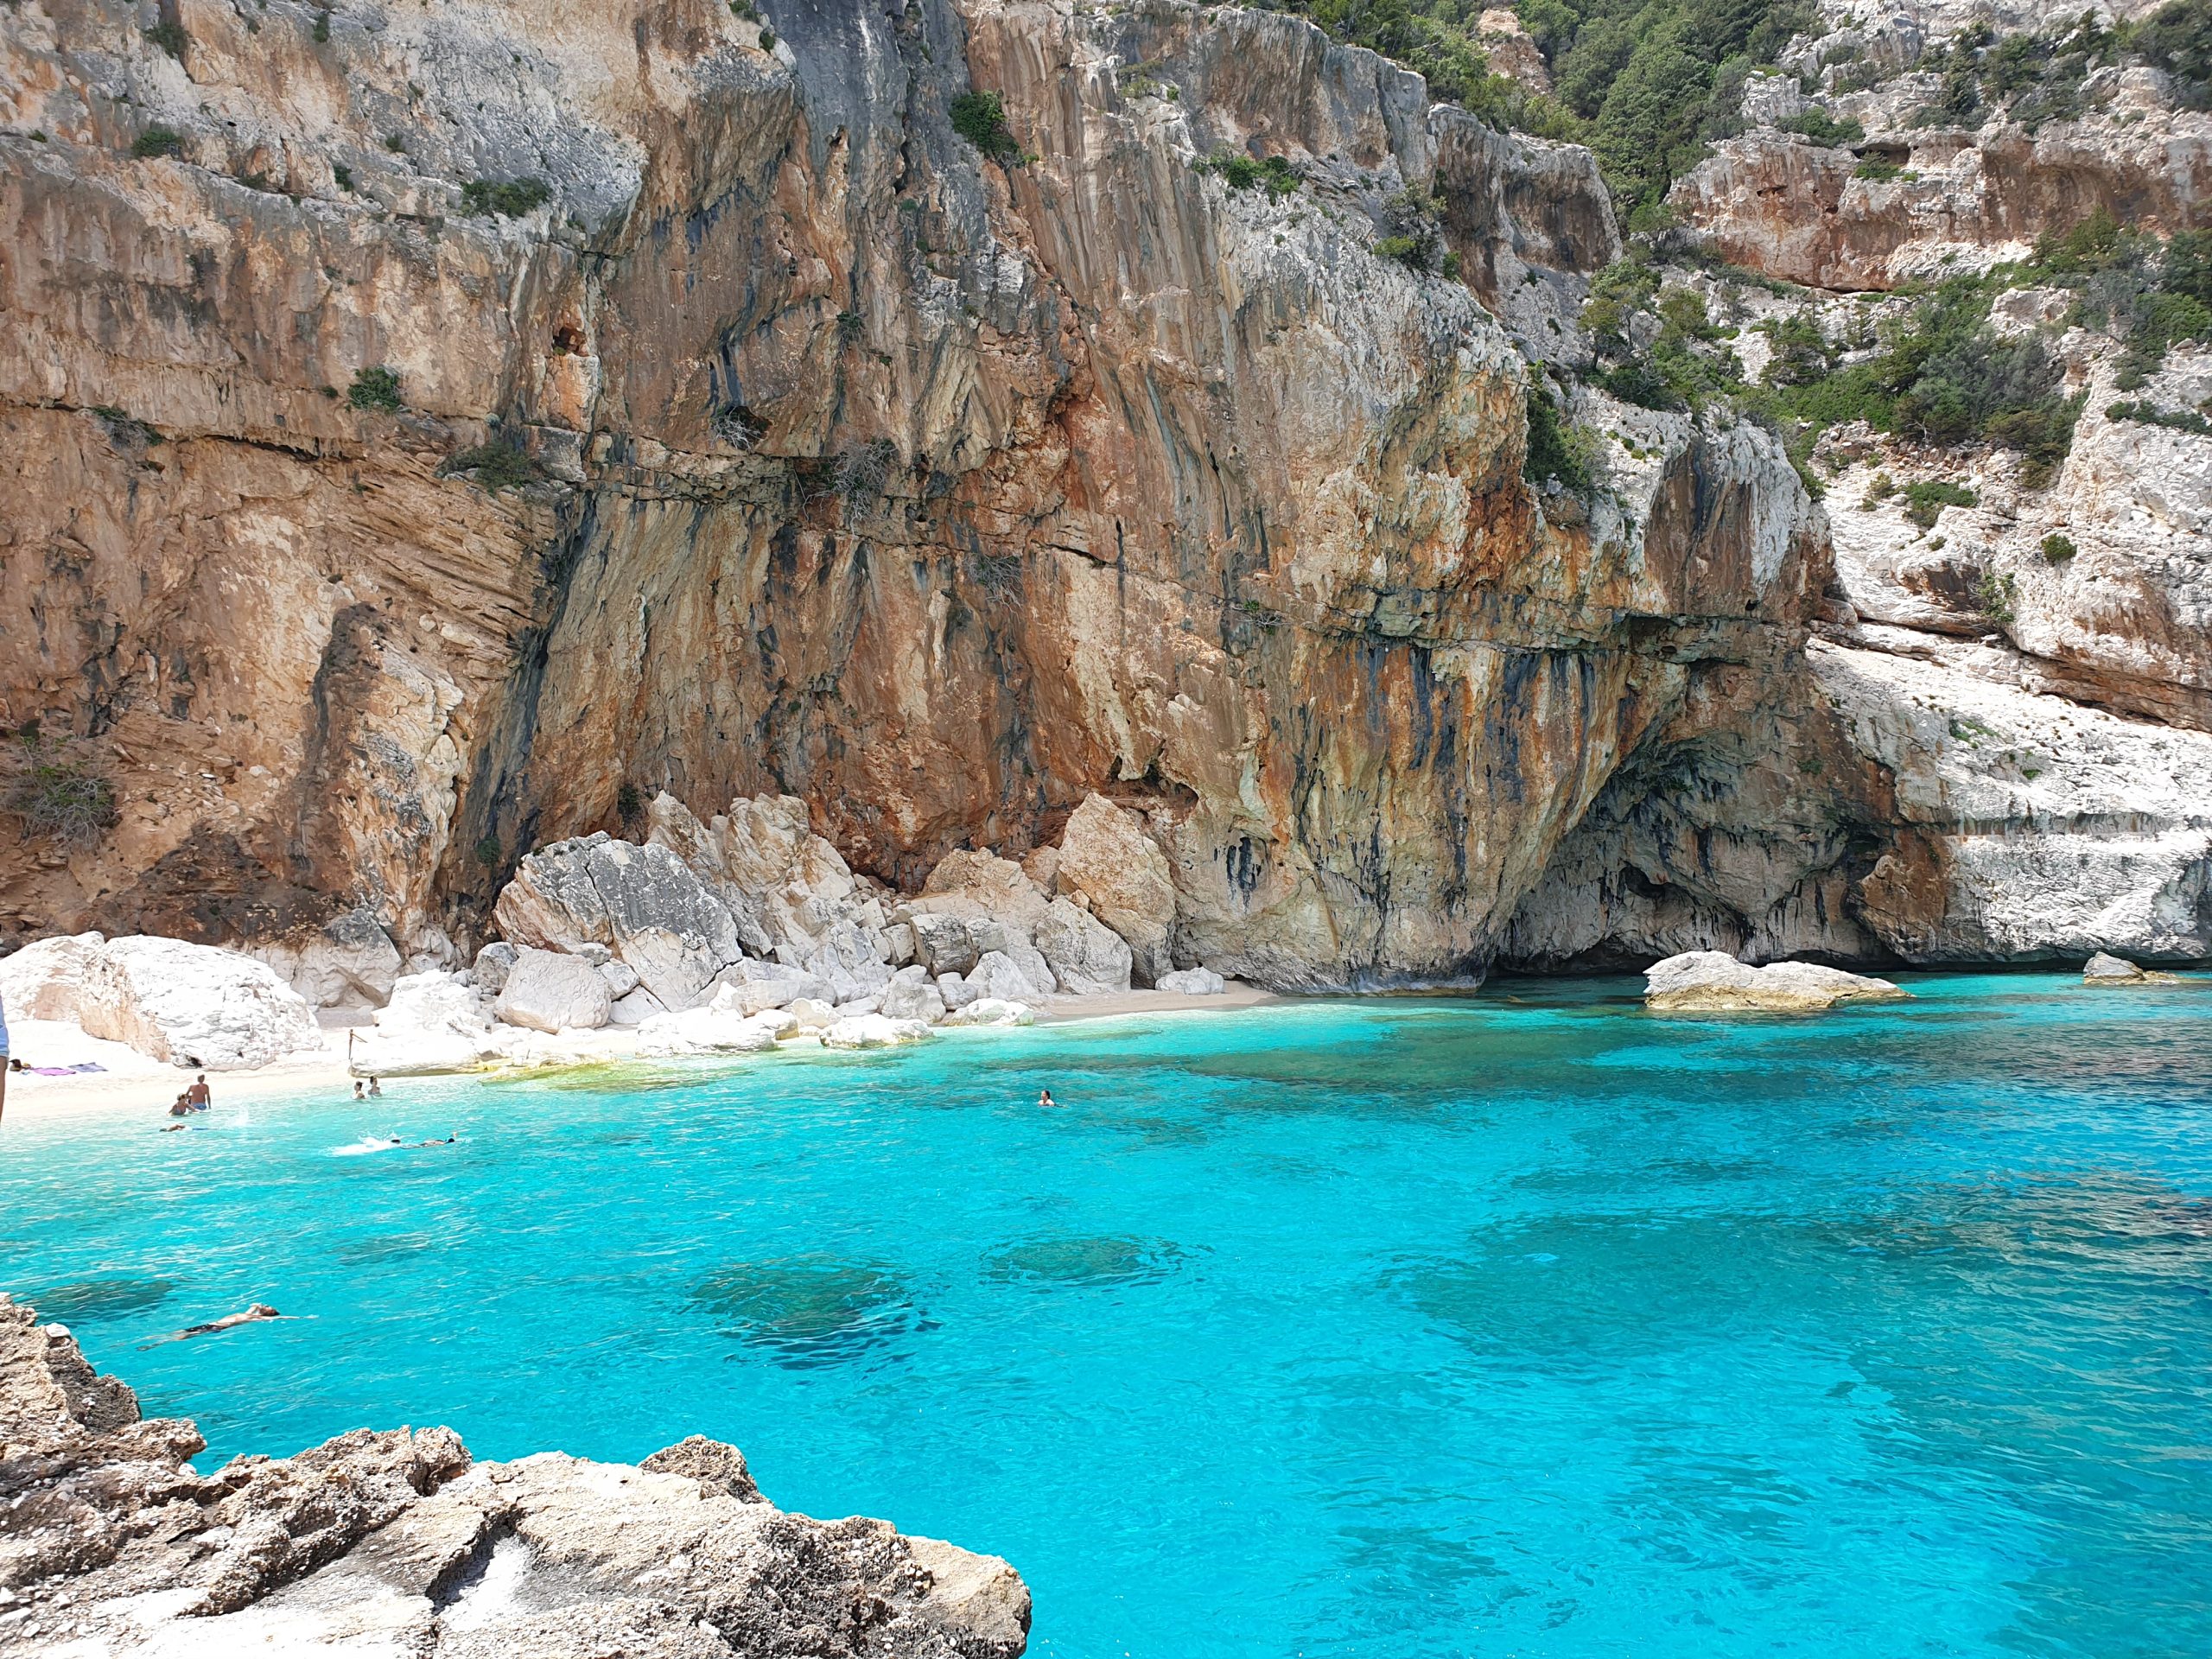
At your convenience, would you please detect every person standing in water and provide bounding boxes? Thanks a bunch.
[186,1074,212,1110]
[353,1080,365,1100]
[368,1077,383,1097]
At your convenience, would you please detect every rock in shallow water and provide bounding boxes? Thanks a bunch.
[0,1294,1030,1656]
[1643,950,1909,1013]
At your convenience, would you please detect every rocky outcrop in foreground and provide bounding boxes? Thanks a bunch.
[0,1296,1028,1656]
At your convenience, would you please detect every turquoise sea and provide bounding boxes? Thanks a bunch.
[3,972,2209,1656]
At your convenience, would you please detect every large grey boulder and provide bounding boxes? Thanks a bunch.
[2082,950,2178,985]
[1053,795,1179,985]
[473,940,519,995]
[1156,966,1227,995]
[1643,950,1909,1013]
[0,1297,1032,1656]
[968,950,1049,1004]
[494,947,613,1033]
[493,831,747,1011]
[78,937,322,1070]
[650,792,899,979]
[254,907,405,1010]
[880,965,949,1024]
[1034,899,1132,996]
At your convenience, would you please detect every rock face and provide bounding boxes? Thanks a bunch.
[0,0,2202,988]
[1643,950,1910,1012]
[75,936,322,1070]
[0,1294,1030,1656]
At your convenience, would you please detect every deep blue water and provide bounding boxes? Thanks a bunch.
[3,973,2210,1657]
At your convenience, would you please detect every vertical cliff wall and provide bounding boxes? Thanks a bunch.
[2,0,1842,988]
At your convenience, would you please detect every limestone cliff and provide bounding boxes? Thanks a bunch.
[1,0,2204,988]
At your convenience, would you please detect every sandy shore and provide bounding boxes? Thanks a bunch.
[1,986,1275,1126]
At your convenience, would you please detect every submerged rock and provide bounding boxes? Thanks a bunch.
[0,1294,1029,1655]
[1643,950,1910,1013]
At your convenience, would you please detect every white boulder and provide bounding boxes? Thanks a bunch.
[941,998,1036,1027]
[1053,794,1179,984]
[1034,899,1132,996]
[1155,966,1227,996]
[609,986,669,1027]
[938,971,981,1010]
[353,972,505,1075]
[967,950,1047,1004]
[78,937,321,1070]
[0,931,107,1020]
[494,948,613,1033]
[821,1014,933,1049]
[636,998,793,1058]
[2082,951,2178,985]
[1643,950,1910,1013]
[880,966,949,1024]
[788,997,836,1029]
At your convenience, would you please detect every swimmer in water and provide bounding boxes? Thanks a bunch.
[1038,1088,1059,1109]
[368,1077,383,1097]
[144,1304,283,1345]
[353,1080,366,1100]
[416,1134,456,1147]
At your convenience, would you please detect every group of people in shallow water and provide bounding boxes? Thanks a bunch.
[162,1073,213,1128]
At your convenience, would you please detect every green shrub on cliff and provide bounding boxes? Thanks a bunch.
[460,178,550,218]
[5,756,118,849]
[347,365,403,411]
[1201,151,1303,200]
[950,91,1021,162]
[130,126,186,160]
[1522,380,1598,493]
[2129,0,2211,109]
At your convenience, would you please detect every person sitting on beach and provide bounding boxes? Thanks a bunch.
[186,1074,212,1110]
[353,1080,366,1100]
[1038,1088,1059,1109]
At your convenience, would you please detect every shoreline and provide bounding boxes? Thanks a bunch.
[0,985,1285,1126]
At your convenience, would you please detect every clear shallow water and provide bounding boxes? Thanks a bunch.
[4,973,2211,1657]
